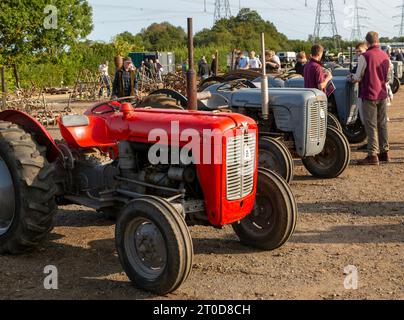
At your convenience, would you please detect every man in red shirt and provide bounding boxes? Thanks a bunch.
[304,44,333,93]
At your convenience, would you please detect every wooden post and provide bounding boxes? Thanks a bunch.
[1,66,7,110]
[215,50,219,75]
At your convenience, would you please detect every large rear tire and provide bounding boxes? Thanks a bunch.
[116,196,193,295]
[0,121,57,254]
[258,137,294,184]
[232,169,298,251]
[302,126,350,179]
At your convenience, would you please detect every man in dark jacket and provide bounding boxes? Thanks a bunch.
[112,57,137,98]
[353,32,391,165]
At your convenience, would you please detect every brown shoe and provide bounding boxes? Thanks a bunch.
[378,152,390,163]
[357,155,379,166]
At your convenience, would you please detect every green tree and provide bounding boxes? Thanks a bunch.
[138,22,186,51]
[0,1,93,64]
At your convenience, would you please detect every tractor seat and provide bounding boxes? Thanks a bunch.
[61,115,90,127]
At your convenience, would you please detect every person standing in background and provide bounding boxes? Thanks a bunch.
[112,57,137,98]
[266,50,281,72]
[294,51,307,76]
[248,51,262,69]
[211,54,217,76]
[198,57,210,80]
[155,59,163,82]
[98,61,111,98]
[182,60,189,78]
[237,51,250,70]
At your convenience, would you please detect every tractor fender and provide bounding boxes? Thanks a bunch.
[0,110,62,162]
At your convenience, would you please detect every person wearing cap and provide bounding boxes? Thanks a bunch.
[112,57,138,98]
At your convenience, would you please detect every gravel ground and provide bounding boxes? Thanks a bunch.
[0,92,403,300]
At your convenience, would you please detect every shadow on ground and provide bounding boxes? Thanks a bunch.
[297,201,404,217]
[290,223,403,244]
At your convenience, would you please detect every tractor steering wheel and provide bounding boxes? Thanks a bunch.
[91,103,120,115]
[91,96,139,115]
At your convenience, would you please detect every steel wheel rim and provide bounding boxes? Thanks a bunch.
[244,190,276,235]
[0,156,15,236]
[124,217,167,280]
[312,138,338,168]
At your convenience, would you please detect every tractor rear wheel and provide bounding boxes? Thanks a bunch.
[0,121,57,254]
[302,126,350,179]
[232,169,298,251]
[342,119,367,144]
[116,196,193,295]
[258,137,294,184]
[328,113,343,132]
[136,94,184,110]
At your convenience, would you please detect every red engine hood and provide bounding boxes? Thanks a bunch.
[106,109,257,144]
[59,107,258,149]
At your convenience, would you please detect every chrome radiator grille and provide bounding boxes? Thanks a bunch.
[309,100,327,142]
[226,133,256,201]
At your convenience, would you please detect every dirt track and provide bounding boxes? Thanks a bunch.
[0,92,403,300]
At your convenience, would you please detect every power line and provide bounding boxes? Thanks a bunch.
[351,0,367,41]
[394,0,404,37]
[313,0,340,47]
[214,0,232,23]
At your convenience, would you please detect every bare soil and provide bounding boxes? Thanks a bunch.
[0,93,403,300]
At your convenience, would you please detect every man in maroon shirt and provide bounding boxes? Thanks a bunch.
[353,31,391,165]
[304,44,333,93]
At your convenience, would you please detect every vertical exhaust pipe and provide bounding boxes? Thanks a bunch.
[187,17,198,111]
[261,33,269,120]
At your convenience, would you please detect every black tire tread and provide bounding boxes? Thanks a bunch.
[0,120,57,254]
[302,126,350,179]
[116,196,193,294]
[232,169,298,251]
[259,137,294,183]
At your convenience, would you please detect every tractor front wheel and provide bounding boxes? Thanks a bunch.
[232,169,298,251]
[258,137,294,184]
[116,196,193,295]
[0,121,57,254]
[302,126,351,179]
[328,113,343,132]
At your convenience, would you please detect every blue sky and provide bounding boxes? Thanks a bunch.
[88,0,402,42]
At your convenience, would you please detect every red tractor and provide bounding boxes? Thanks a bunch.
[0,99,297,294]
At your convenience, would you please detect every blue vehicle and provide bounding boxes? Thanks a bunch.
[283,68,366,144]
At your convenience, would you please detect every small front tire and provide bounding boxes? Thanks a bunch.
[302,126,351,179]
[232,169,298,251]
[258,137,294,184]
[116,196,193,295]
